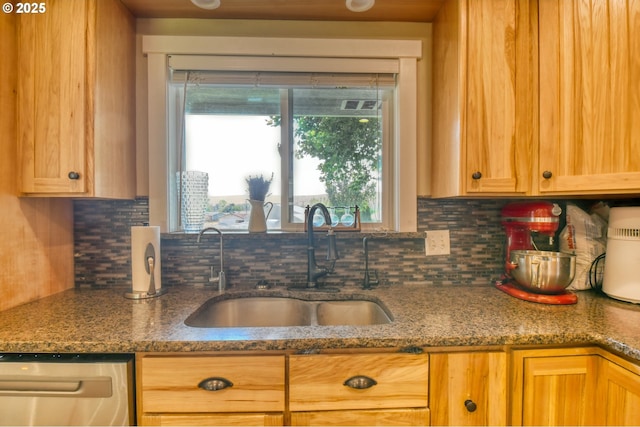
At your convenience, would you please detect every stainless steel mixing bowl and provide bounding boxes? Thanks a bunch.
[508,250,576,294]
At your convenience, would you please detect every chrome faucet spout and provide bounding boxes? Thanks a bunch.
[197,227,226,292]
[306,203,339,288]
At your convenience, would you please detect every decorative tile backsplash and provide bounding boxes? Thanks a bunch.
[73,197,510,289]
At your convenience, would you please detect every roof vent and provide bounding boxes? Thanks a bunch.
[341,100,382,111]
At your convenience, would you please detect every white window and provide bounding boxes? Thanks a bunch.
[144,36,420,232]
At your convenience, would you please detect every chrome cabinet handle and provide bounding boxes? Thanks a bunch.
[68,171,80,180]
[198,377,233,391]
[465,399,477,412]
[343,375,377,389]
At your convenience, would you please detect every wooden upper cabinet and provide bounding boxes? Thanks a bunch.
[537,0,640,194]
[17,0,135,198]
[431,0,536,197]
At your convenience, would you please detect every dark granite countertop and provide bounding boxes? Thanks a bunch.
[1,284,640,362]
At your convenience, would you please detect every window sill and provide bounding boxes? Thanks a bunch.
[161,230,424,240]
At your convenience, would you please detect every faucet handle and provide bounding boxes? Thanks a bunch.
[363,270,379,289]
[209,266,219,283]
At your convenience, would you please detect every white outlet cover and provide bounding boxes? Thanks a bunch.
[425,230,450,256]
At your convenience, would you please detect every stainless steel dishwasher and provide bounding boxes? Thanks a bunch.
[0,354,134,426]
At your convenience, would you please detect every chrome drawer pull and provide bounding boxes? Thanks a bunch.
[198,377,233,391]
[343,375,377,389]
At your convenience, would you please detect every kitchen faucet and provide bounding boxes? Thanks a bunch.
[196,227,226,292]
[362,236,380,289]
[306,203,339,288]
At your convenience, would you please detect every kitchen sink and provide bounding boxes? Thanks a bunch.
[185,297,312,328]
[316,300,392,326]
[184,296,392,328]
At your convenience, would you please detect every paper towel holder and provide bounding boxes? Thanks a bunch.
[125,240,168,300]
[125,277,167,300]
[125,285,167,300]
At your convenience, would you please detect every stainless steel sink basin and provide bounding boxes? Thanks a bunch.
[316,300,392,326]
[185,297,313,328]
[184,296,392,328]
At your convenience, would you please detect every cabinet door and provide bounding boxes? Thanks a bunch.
[538,0,640,194]
[430,351,507,426]
[464,0,535,195]
[511,350,600,426]
[17,0,88,194]
[291,408,430,426]
[599,359,640,426]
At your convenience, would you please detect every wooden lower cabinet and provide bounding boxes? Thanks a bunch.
[430,351,507,426]
[290,408,430,426]
[136,352,429,426]
[135,346,640,426]
[599,355,640,425]
[289,353,429,426]
[140,413,283,426]
[511,348,599,425]
[136,354,285,426]
[511,347,640,426]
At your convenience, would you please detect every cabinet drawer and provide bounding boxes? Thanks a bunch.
[141,413,283,426]
[291,408,430,426]
[289,353,428,411]
[139,355,285,413]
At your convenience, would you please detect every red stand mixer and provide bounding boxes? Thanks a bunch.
[496,201,578,304]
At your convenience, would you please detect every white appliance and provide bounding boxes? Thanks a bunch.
[602,207,640,303]
[0,354,133,426]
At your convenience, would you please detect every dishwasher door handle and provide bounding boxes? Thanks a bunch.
[0,376,112,398]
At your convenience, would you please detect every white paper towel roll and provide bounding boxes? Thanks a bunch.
[131,226,161,293]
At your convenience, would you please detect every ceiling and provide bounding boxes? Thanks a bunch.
[119,0,444,22]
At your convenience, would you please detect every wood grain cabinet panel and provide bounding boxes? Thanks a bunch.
[137,355,285,426]
[430,351,507,426]
[511,347,640,426]
[538,0,640,194]
[17,0,135,198]
[290,408,430,426]
[289,353,429,426]
[433,0,640,197]
[518,354,598,425]
[599,357,640,426]
[139,413,283,426]
[431,0,536,197]
[289,353,428,412]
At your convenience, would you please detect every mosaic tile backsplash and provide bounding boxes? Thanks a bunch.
[74,198,512,289]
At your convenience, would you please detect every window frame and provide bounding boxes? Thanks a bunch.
[143,36,421,233]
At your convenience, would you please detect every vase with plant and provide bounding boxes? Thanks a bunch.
[246,173,274,233]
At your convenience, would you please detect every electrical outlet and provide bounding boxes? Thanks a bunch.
[425,230,450,256]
